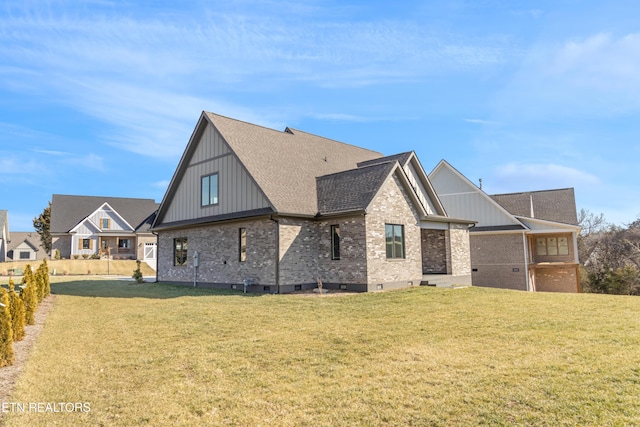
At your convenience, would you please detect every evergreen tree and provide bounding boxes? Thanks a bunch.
[35,262,47,303]
[0,288,15,367]
[21,265,38,325]
[41,259,51,298]
[8,278,26,342]
[33,202,52,254]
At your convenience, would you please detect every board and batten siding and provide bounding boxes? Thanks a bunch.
[162,123,271,224]
[430,164,520,228]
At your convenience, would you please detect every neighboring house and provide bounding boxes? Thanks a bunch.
[152,111,474,293]
[429,160,581,293]
[0,210,9,262]
[7,232,46,261]
[50,195,159,262]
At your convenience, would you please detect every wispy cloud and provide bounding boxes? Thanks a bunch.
[0,2,516,159]
[491,162,599,193]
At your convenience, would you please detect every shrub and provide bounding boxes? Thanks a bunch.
[7,278,26,342]
[73,255,79,260]
[41,259,51,298]
[0,288,14,367]
[132,260,144,284]
[21,265,38,325]
[54,249,61,260]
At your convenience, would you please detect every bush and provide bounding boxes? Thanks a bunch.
[7,278,26,342]
[0,288,14,367]
[54,249,61,260]
[132,260,144,284]
[21,265,38,325]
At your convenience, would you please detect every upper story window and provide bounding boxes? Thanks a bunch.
[385,224,405,259]
[201,173,219,206]
[536,236,569,256]
[331,225,340,260]
[174,237,188,266]
[101,218,111,229]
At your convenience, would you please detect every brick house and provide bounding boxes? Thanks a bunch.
[50,195,159,262]
[152,112,474,293]
[429,160,581,292]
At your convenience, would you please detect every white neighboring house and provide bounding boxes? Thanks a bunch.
[50,195,158,263]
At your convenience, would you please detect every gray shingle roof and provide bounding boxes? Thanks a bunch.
[50,195,159,233]
[490,188,578,225]
[205,112,383,216]
[317,161,397,215]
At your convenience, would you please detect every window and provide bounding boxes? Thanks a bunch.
[331,225,340,260]
[239,228,247,262]
[536,236,569,256]
[385,224,405,259]
[201,173,219,206]
[101,218,111,229]
[19,251,30,259]
[174,237,188,266]
[118,239,131,249]
[82,239,91,250]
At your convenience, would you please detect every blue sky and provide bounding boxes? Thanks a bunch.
[2,0,639,231]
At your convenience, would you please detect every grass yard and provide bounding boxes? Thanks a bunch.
[3,279,640,426]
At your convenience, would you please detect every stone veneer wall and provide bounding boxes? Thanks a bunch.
[157,218,277,289]
[316,216,368,290]
[365,173,422,291]
[447,224,472,277]
[470,232,527,291]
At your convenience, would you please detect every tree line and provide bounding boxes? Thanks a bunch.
[578,209,640,295]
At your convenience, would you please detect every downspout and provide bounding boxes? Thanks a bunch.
[270,216,280,294]
[522,231,531,292]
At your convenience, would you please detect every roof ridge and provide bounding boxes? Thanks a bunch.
[490,188,574,197]
[317,160,397,180]
[284,126,383,155]
[205,111,292,138]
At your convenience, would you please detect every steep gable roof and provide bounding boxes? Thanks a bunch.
[317,162,398,215]
[429,160,522,229]
[50,195,159,233]
[490,188,578,225]
[155,112,384,224]
[208,113,383,215]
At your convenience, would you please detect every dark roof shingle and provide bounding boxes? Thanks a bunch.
[490,188,578,225]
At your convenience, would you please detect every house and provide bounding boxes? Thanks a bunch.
[50,195,159,263]
[0,210,9,262]
[152,111,474,293]
[7,232,46,261]
[429,160,581,292]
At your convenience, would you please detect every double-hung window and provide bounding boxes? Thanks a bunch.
[201,173,219,206]
[385,224,405,259]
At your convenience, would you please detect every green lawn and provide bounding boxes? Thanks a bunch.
[4,279,640,426]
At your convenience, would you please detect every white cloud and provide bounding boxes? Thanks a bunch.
[496,32,640,119]
[0,2,517,159]
[491,162,599,193]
